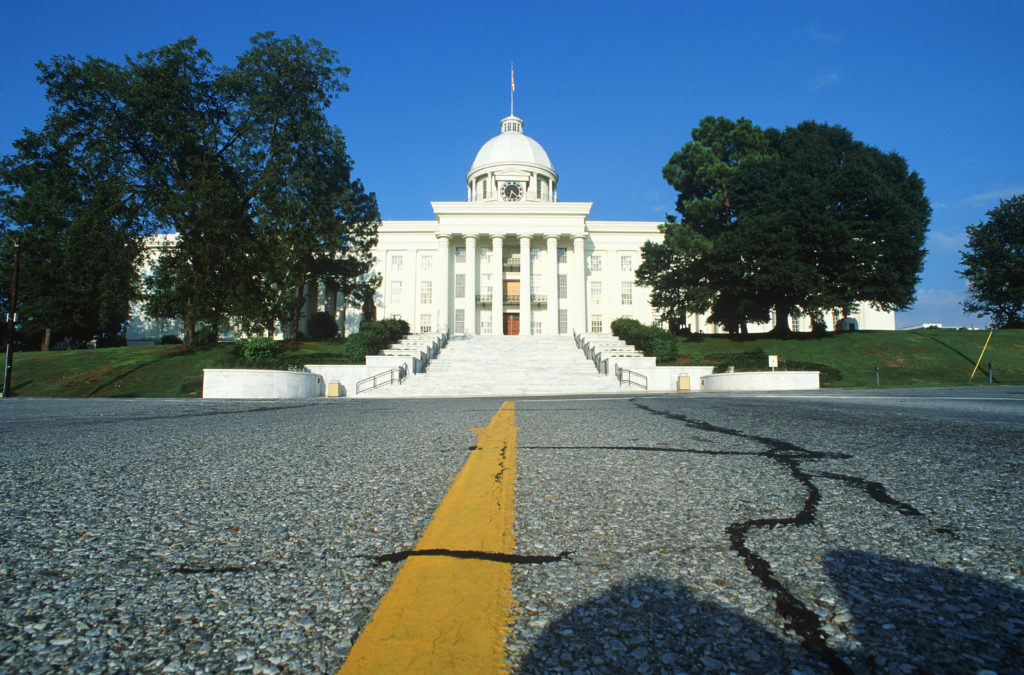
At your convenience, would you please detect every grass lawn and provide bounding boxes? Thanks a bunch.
[3,329,1021,397]
[5,340,353,398]
[672,328,1024,388]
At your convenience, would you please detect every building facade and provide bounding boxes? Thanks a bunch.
[374,113,662,337]
[370,112,894,336]
[126,111,894,344]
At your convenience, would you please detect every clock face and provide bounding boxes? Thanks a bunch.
[501,182,523,202]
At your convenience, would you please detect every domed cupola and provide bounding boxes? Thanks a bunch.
[467,115,558,203]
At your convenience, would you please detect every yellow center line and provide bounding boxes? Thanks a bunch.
[338,401,518,673]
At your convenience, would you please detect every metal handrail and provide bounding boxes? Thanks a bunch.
[356,365,408,394]
[506,293,520,303]
[615,363,648,390]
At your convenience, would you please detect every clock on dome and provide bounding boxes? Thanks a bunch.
[501,182,524,202]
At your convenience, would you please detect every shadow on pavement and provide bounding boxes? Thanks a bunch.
[827,549,1024,672]
[517,576,825,673]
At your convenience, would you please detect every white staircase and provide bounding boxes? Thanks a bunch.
[358,335,625,397]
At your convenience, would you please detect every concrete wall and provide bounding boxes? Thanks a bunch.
[202,369,325,399]
[700,371,820,392]
[628,366,716,392]
[305,363,407,397]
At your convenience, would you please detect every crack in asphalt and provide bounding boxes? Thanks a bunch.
[631,399,929,674]
[369,549,573,565]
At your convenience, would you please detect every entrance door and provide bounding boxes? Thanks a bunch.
[503,313,520,335]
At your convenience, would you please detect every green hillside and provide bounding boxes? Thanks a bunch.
[1,329,1021,398]
[673,328,1024,388]
[2,341,353,398]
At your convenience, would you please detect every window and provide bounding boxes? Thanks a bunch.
[589,255,602,272]
[591,280,602,304]
[421,281,432,304]
[391,254,403,272]
[531,275,542,301]
[482,181,487,199]
[455,247,466,263]
[481,318,492,335]
[558,274,567,299]
[530,247,541,263]
[421,255,433,273]
[455,273,465,298]
[621,281,633,305]
[621,255,633,272]
[558,309,568,334]
[591,315,603,333]
[420,314,431,333]
[390,281,402,303]
[481,247,491,263]
[454,309,465,334]
[481,274,492,300]
[557,248,567,263]
[531,319,542,335]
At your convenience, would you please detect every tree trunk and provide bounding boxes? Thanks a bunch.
[42,328,51,352]
[289,269,309,345]
[771,306,793,336]
[182,296,196,347]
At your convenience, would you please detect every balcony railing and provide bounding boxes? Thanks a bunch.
[475,293,493,303]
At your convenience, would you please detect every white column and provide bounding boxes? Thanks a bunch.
[465,234,477,334]
[519,234,531,335]
[491,235,503,335]
[437,233,451,334]
[573,234,586,334]
[546,234,558,335]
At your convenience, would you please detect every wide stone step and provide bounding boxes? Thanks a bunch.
[358,335,623,397]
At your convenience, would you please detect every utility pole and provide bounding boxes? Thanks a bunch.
[3,239,20,398]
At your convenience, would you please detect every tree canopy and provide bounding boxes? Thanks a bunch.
[0,33,380,347]
[637,116,930,334]
[958,194,1024,328]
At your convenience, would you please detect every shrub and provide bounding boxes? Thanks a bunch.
[611,317,677,362]
[342,319,409,362]
[227,337,285,369]
[240,337,282,362]
[308,311,339,340]
[341,331,377,361]
[190,327,219,349]
[160,334,183,345]
[96,332,127,348]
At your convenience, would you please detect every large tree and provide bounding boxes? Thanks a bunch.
[958,194,1024,328]
[2,33,379,346]
[639,117,930,334]
[0,117,146,348]
[635,116,773,332]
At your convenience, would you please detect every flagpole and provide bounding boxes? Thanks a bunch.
[510,62,515,117]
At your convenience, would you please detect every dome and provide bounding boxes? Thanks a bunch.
[468,115,555,176]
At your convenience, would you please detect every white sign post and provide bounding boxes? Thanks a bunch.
[768,354,778,372]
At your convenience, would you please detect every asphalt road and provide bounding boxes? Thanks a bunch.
[1,387,1022,673]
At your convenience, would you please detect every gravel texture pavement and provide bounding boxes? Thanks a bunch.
[1,388,1022,674]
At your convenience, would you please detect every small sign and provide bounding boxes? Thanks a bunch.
[768,355,778,369]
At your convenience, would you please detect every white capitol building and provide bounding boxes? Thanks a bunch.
[128,111,894,344]
[370,112,893,338]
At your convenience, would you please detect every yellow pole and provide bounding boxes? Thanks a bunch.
[970,330,994,380]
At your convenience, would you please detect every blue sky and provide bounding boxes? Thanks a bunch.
[2,0,1022,328]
